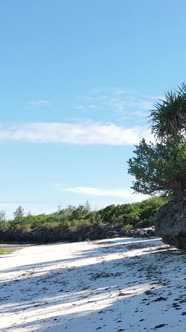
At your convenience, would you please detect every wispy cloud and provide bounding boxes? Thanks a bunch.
[74,88,163,122]
[66,186,148,201]
[0,121,152,145]
[74,104,97,111]
[27,100,49,106]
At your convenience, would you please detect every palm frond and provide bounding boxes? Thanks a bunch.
[149,83,186,141]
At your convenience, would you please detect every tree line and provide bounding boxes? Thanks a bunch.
[0,196,167,243]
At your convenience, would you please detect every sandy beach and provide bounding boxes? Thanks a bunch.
[0,238,185,331]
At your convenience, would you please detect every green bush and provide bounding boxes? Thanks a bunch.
[0,197,167,243]
[122,224,133,232]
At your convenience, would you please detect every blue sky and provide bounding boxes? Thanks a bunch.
[1,0,186,218]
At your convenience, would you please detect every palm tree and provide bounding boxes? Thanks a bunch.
[150,83,186,142]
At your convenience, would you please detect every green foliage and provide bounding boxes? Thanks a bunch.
[97,197,167,228]
[13,206,24,220]
[128,83,186,198]
[0,197,166,243]
[128,139,186,196]
[0,220,9,231]
[150,83,186,141]
[122,224,133,232]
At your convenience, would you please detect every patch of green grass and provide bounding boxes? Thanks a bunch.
[0,248,14,255]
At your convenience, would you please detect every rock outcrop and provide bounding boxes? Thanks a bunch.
[155,197,186,249]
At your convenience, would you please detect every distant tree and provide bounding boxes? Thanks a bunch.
[13,206,24,220]
[71,205,88,220]
[84,200,91,212]
[55,205,62,222]
[0,210,6,222]
[27,211,32,216]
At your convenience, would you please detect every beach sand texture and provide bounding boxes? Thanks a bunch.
[0,238,185,331]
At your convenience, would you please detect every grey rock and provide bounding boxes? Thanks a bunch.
[155,198,186,249]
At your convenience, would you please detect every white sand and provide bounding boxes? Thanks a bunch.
[0,237,185,331]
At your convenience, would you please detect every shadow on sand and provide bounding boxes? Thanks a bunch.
[0,238,185,332]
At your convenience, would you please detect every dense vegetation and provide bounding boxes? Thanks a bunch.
[128,83,186,199]
[0,196,167,243]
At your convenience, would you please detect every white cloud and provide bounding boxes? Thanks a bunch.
[74,104,97,111]
[111,88,128,95]
[74,88,164,124]
[27,100,49,106]
[0,122,152,145]
[150,95,165,101]
[66,186,148,201]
